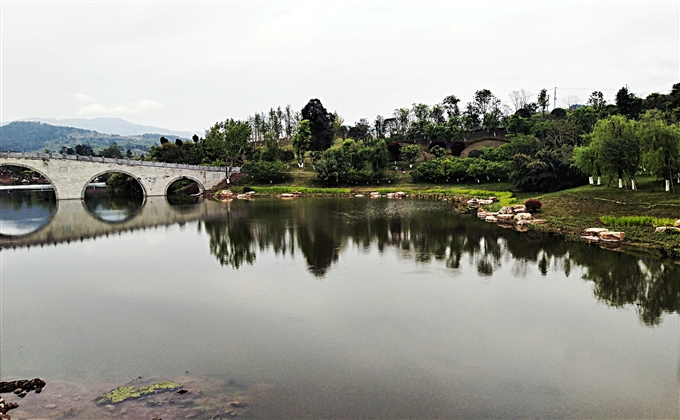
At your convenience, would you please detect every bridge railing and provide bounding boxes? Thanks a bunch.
[0,152,226,172]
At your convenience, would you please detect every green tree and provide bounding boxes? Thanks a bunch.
[616,86,643,120]
[590,115,641,189]
[302,99,334,151]
[639,113,680,192]
[587,91,606,112]
[292,119,311,167]
[204,118,252,183]
[537,89,550,116]
[401,144,420,168]
[100,142,123,159]
[370,140,389,175]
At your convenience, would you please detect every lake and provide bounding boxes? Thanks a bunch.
[1,191,678,419]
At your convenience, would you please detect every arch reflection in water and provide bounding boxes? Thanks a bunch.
[83,194,144,224]
[0,190,57,236]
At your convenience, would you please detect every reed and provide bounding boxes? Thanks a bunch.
[600,215,676,227]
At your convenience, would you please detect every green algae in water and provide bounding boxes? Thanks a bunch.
[97,381,181,404]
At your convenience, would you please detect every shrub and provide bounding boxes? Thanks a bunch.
[430,145,446,158]
[467,149,484,159]
[524,198,542,213]
[242,160,291,183]
[242,185,253,193]
[428,139,447,152]
[450,140,466,157]
[386,142,402,161]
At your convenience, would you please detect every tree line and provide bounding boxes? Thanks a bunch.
[126,82,680,192]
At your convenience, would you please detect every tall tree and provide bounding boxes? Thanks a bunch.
[537,89,550,116]
[590,115,641,189]
[302,99,334,151]
[204,118,252,183]
[509,89,531,112]
[587,91,606,112]
[639,112,680,192]
[615,86,643,120]
[293,120,311,167]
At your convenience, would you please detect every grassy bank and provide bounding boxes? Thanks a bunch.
[524,178,680,258]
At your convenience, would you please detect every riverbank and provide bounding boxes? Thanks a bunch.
[206,177,680,259]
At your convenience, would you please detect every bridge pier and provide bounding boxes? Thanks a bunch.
[0,153,226,200]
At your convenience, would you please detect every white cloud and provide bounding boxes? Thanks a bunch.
[64,93,96,103]
[78,100,165,117]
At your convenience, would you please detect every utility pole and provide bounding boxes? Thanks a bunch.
[553,87,557,110]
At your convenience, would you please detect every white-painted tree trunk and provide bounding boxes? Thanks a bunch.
[666,179,670,192]
[297,162,304,168]
[618,178,623,188]
[409,164,413,168]
[588,176,594,185]
[597,176,601,185]
[226,166,231,184]
[631,179,636,190]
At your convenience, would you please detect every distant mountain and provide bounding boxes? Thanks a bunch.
[11,117,197,138]
[0,121,180,153]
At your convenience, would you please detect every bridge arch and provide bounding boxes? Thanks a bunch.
[164,175,205,196]
[81,169,148,200]
[0,161,59,198]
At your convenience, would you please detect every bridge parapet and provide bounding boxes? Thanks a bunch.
[0,152,225,172]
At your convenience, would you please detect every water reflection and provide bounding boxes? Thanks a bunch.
[201,199,680,326]
[0,190,57,236]
[83,193,144,223]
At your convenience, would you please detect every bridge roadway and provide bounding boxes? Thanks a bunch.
[0,197,235,250]
[0,152,226,200]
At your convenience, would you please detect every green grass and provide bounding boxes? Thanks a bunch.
[251,186,351,195]
[600,215,677,227]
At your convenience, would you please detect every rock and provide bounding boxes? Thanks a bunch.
[44,404,57,409]
[484,216,498,223]
[104,404,116,411]
[656,226,680,233]
[477,199,494,205]
[511,205,527,213]
[598,231,625,242]
[498,206,513,214]
[514,212,532,221]
[489,196,498,202]
[530,219,547,224]
[280,193,294,198]
[497,214,514,221]
[516,220,531,226]
[655,226,668,233]
[674,219,680,227]
[477,212,487,219]
[582,228,609,237]
[467,199,478,206]
[354,194,364,198]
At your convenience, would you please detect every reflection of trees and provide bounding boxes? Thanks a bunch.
[201,198,680,326]
[0,190,56,212]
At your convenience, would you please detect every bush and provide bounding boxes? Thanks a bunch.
[450,140,466,157]
[428,139,447,152]
[242,185,253,193]
[524,198,542,213]
[242,160,291,183]
[386,142,402,161]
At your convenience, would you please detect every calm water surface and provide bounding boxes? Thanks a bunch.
[1,191,678,419]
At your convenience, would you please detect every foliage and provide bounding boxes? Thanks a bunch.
[99,142,124,159]
[511,148,586,192]
[589,115,641,188]
[293,119,311,165]
[450,140,466,157]
[524,198,542,213]
[203,118,252,168]
[401,144,420,166]
[242,160,291,183]
[302,99,334,151]
[386,141,402,161]
[430,145,446,158]
[600,215,676,228]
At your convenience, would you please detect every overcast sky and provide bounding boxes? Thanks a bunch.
[1,1,678,134]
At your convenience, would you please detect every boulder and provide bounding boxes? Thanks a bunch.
[355,194,364,198]
[674,219,680,227]
[582,228,609,237]
[467,199,479,206]
[598,231,625,242]
[477,212,488,219]
[484,216,498,223]
[498,206,514,214]
[497,214,514,221]
[489,196,498,202]
[280,193,294,198]
[514,212,532,221]
[511,205,527,213]
[477,199,494,205]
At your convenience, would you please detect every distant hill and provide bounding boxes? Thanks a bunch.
[0,121,187,153]
[10,117,197,138]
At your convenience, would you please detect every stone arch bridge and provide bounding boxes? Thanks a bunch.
[0,152,226,200]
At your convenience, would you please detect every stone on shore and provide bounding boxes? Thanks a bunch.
[514,212,532,221]
[598,231,625,242]
[674,219,680,227]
